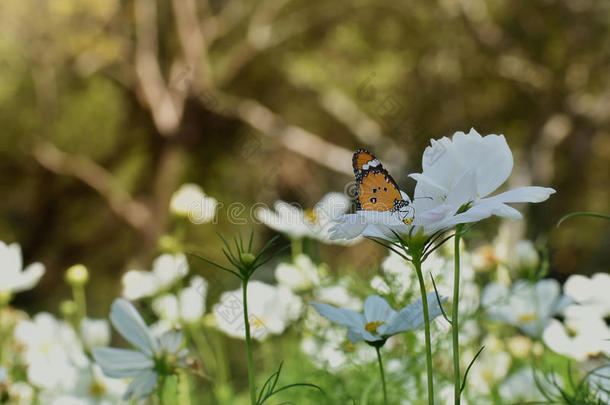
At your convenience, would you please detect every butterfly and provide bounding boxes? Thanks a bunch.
[352,149,414,225]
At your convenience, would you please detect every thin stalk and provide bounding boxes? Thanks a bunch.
[291,238,302,260]
[375,346,388,405]
[242,280,257,405]
[72,284,87,323]
[413,256,435,405]
[453,224,463,405]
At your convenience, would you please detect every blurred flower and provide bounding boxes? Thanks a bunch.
[80,318,111,352]
[14,313,85,390]
[0,365,6,383]
[466,344,512,394]
[312,293,446,344]
[8,382,35,405]
[152,276,208,325]
[563,272,610,318]
[256,192,354,243]
[93,299,187,401]
[499,368,561,402]
[301,328,349,371]
[481,279,569,337]
[587,365,610,404]
[212,281,303,341]
[170,183,218,224]
[330,129,555,241]
[65,264,89,286]
[471,244,499,272]
[121,253,188,300]
[543,317,610,361]
[0,241,45,298]
[275,254,321,291]
[507,335,533,359]
[510,240,540,272]
[313,283,362,311]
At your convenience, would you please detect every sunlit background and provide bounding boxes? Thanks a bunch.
[1,0,609,403]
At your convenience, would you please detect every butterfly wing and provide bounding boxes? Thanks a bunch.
[353,149,404,211]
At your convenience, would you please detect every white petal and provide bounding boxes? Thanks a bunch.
[346,328,365,344]
[110,299,158,356]
[10,262,45,292]
[311,302,364,330]
[380,292,446,335]
[124,370,157,400]
[158,330,183,353]
[328,214,367,240]
[484,186,556,204]
[363,296,395,323]
[314,192,351,223]
[92,347,153,378]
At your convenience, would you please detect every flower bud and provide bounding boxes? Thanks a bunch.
[240,253,256,267]
[60,300,78,317]
[65,264,89,286]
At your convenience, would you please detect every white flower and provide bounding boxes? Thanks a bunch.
[313,283,362,311]
[212,281,303,341]
[563,273,610,318]
[330,129,555,241]
[8,382,35,405]
[0,366,6,383]
[256,192,356,244]
[499,368,561,402]
[466,344,512,394]
[0,241,45,296]
[312,293,446,344]
[482,279,569,337]
[80,318,111,352]
[14,313,85,390]
[122,254,188,300]
[92,299,187,401]
[152,276,208,324]
[275,254,321,291]
[543,317,610,361]
[170,183,218,224]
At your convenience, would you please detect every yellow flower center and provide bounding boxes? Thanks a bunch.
[364,321,387,334]
[89,380,106,397]
[518,313,538,323]
[304,209,318,224]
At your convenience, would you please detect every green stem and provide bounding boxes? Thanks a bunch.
[243,280,257,405]
[413,256,435,405]
[375,346,389,405]
[453,224,463,405]
[290,238,302,261]
[72,284,87,323]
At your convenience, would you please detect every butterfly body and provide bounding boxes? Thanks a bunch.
[352,149,414,225]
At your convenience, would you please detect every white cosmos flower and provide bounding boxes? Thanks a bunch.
[8,382,35,405]
[170,183,218,224]
[92,299,187,401]
[212,281,303,341]
[466,339,512,395]
[14,313,85,390]
[312,293,446,344]
[274,254,321,291]
[80,318,111,352]
[122,253,188,300]
[256,192,357,244]
[543,316,610,361]
[329,129,555,241]
[563,273,610,318]
[482,279,569,337]
[0,241,45,296]
[152,276,208,324]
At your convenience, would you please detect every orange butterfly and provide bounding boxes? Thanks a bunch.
[352,149,414,225]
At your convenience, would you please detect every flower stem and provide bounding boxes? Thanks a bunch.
[453,224,463,405]
[291,238,302,261]
[72,284,87,323]
[413,256,435,405]
[375,346,389,405]
[242,280,257,405]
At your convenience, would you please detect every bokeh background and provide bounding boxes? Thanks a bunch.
[0,0,609,393]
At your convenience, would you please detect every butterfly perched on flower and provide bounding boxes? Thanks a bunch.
[352,149,414,225]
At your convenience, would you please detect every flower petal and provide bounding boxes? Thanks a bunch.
[380,292,446,336]
[483,186,556,204]
[311,302,364,330]
[92,347,153,378]
[10,262,45,292]
[363,295,395,323]
[158,330,183,353]
[110,299,159,356]
[124,370,158,400]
